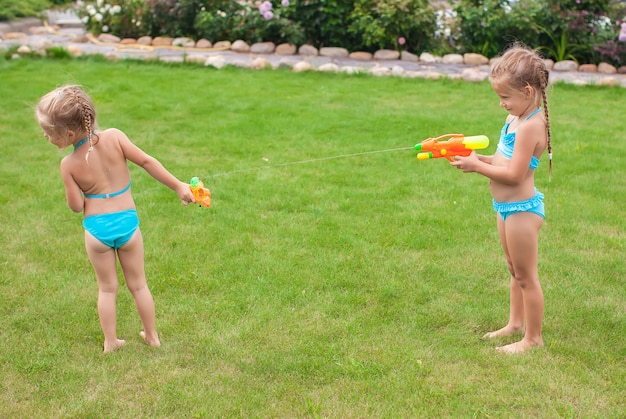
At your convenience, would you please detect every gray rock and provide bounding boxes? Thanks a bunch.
[462,68,489,82]
[553,60,578,72]
[320,47,349,58]
[318,63,339,72]
[298,44,318,56]
[250,42,275,54]
[442,53,464,64]
[400,51,419,62]
[213,40,231,50]
[275,43,296,55]
[293,61,313,72]
[231,40,250,53]
[463,53,488,66]
[349,51,372,60]
[251,57,271,69]
[598,62,617,74]
[373,49,400,60]
[420,52,441,63]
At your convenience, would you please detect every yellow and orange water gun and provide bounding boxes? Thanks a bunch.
[415,134,489,162]
[189,177,211,208]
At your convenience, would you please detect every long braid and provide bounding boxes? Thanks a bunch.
[541,89,552,178]
[64,86,96,162]
[80,95,95,162]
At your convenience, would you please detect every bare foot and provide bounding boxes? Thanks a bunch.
[482,325,524,339]
[140,331,161,348]
[495,338,544,354]
[103,338,126,353]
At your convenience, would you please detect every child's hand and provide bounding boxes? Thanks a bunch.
[451,152,479,172]
[176,182,196,206]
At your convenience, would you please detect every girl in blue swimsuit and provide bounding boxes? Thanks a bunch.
[451,44,552,354]
[37,85,196,353]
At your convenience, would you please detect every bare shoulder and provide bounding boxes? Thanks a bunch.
[98,127,128,140]
[518,116,547,142]
[517,116,547,155]
[95,128,133,151]
[60,153,72,169]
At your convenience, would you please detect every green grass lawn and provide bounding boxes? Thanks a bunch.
[0,57,624,418]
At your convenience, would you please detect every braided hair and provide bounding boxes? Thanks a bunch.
[491,44,553,176]
[36,85,99,161]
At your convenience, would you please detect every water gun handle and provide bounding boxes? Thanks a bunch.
[189,177,211,208]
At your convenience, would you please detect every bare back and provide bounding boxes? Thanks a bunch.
[61,128,136,217]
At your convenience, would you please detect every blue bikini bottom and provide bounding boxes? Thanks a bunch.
[83,209,140,249]
[493,189,545,222]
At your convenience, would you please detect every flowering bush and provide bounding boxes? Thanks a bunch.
[77,0,122,34]
[194,0,304,45]
[76,0,626,66]
[77,0,146,38]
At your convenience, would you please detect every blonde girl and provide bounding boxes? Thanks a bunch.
[36,85,195,353]
[451,45,552,353]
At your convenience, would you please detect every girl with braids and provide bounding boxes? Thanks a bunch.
[451,44,552,354]
[36,85,195,353]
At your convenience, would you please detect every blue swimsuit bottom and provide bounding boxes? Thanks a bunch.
[83,209,140,249]
[492,189,545,222]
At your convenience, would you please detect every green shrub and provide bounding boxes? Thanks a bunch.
[281,0,359,48]
[454,0,544,57]
[0,0,51,21]
[144,0,195,37]
[534,0,613,63]
[454,0,626,65]
[45,45,72,59]
[348,0,436,53]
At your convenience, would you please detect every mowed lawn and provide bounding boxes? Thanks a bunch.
[0,57,624,418]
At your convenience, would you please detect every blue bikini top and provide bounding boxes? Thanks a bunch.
[75,135,132,199]
[496,107,542,169]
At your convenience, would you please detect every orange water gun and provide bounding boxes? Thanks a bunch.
[190,177,211,208]
[415,134,489,161]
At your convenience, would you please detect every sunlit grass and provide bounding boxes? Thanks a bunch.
[0,57,624,417]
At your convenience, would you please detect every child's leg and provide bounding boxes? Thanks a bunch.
[85,231,126,353]
[496,212,544,353]
[116,228,160,348]
[483,215,525,339]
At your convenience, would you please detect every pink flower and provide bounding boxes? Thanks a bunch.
[259,1,272,14]
[397,37,406,46]
[263,10,274,19]
[281,0,290,6]
[620,23,626,42]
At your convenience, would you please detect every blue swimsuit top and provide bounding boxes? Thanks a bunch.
[75,136,132,199]
[496,107,542,169]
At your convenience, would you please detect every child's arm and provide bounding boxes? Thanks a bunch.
[451,122,543,184]
[60,158,85,213]
[115,129,196,205]
[475,154,493,164]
